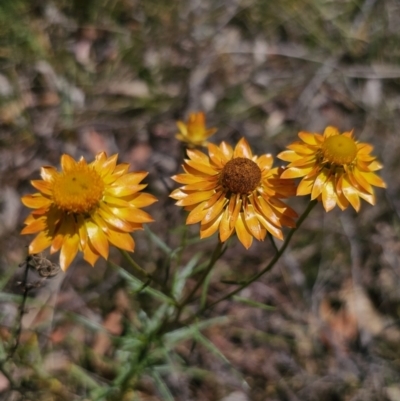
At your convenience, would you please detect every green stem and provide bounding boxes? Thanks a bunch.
[184,200,317,321]
[173,240,225,325]
[119,249,162,286]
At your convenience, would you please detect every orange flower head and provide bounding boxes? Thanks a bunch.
[176,112,217,147]
[170,138,298,249]
[21,152,157,271]
[278,126,386,212]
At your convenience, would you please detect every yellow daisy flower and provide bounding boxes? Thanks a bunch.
[278,126,386,212]
[170,138,297,248]
[21,152,157,271]
[176,112,217,147]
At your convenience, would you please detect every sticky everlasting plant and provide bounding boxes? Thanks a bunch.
[278,126,386,211]
[13,120,387,400]
[170,138,297,248]
[21,152,157,271]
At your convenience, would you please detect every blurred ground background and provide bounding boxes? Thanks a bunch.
[0,0,400,400]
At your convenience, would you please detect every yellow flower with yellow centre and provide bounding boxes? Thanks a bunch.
[21,152,157,271]
[278,126,386,212]
[170,138,297,248]
[176,112,217,147]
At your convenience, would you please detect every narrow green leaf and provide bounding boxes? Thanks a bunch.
[150,370,175,401]
[116,263,176,305]
[172,252,202,299]
[232,296,275,311]
[144,226,172,254]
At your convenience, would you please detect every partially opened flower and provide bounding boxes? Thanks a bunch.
[170,138,297,248]
[278,126,386,212]
[21,152,157,271]
[176,112,217,147]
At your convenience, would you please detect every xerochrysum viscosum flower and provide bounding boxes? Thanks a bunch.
[170,138,297,248]
[21,152,157,271]
[175,112,217,147]
[278,126,386,211]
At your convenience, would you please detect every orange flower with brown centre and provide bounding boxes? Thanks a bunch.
[21,152,157,271]
[170,138,297,248]
[278,126,386,211]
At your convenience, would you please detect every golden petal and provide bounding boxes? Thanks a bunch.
[30,180,52,195]
[21,217,46,234]
[220,141,233,160]
[230,195,242,230]
[105,229,135,251]
[112,206,154,224]
[90,151,107,171]
[98,204,134,231]
[219,206,235,242]
[277,150,303,162]
[364,160,382,171]
[323,126,340,137]
[311,169,329,200]
[185,159,218,176]
[287,156,316,167]
[99,154,118,177]
[257,154,273,171]
[29,231,52,254]
[243,203,264,241]
[41,166,58,182]
[297,177,314,196]
[321,176,337,212]
[172,173,210,185]
[175,190,216,206]
[253,195,281,226]
[21,194,52,209]
[363,171,386,188]
[269,197,298,218]
[287,142,316,154]
[336,188,349,211]
[357,153,375,163]
[201,193,227,225]
[83,241,100,267]
[113,171,148,187]
[298,131,318,145]
[60,233,80,271]
[256,213,283,240]
[170,188,189,200]
[103,195,129,207]
[128,193,158,208]
[85,220,110,259]
[176,120,188,135]
[358,189,375,205]
[280,165,314,179]
[61,154,77,172]
[233,138,253,159]
[187,201,208,224]
[357,143,374,154]
[235,213,253,249]
[351,168,373,193]
[106,184,146,197]
[187,149,210,163]
[182,163,213,177]
[181,180,218,191]
[200,213,223,239]
[342,175,361,212]
[77,215,87,249]
[208,142,226,168]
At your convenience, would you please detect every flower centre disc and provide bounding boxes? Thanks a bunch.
[220,157,261,194]
[322,135,357,165]
[52,164,104,213]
